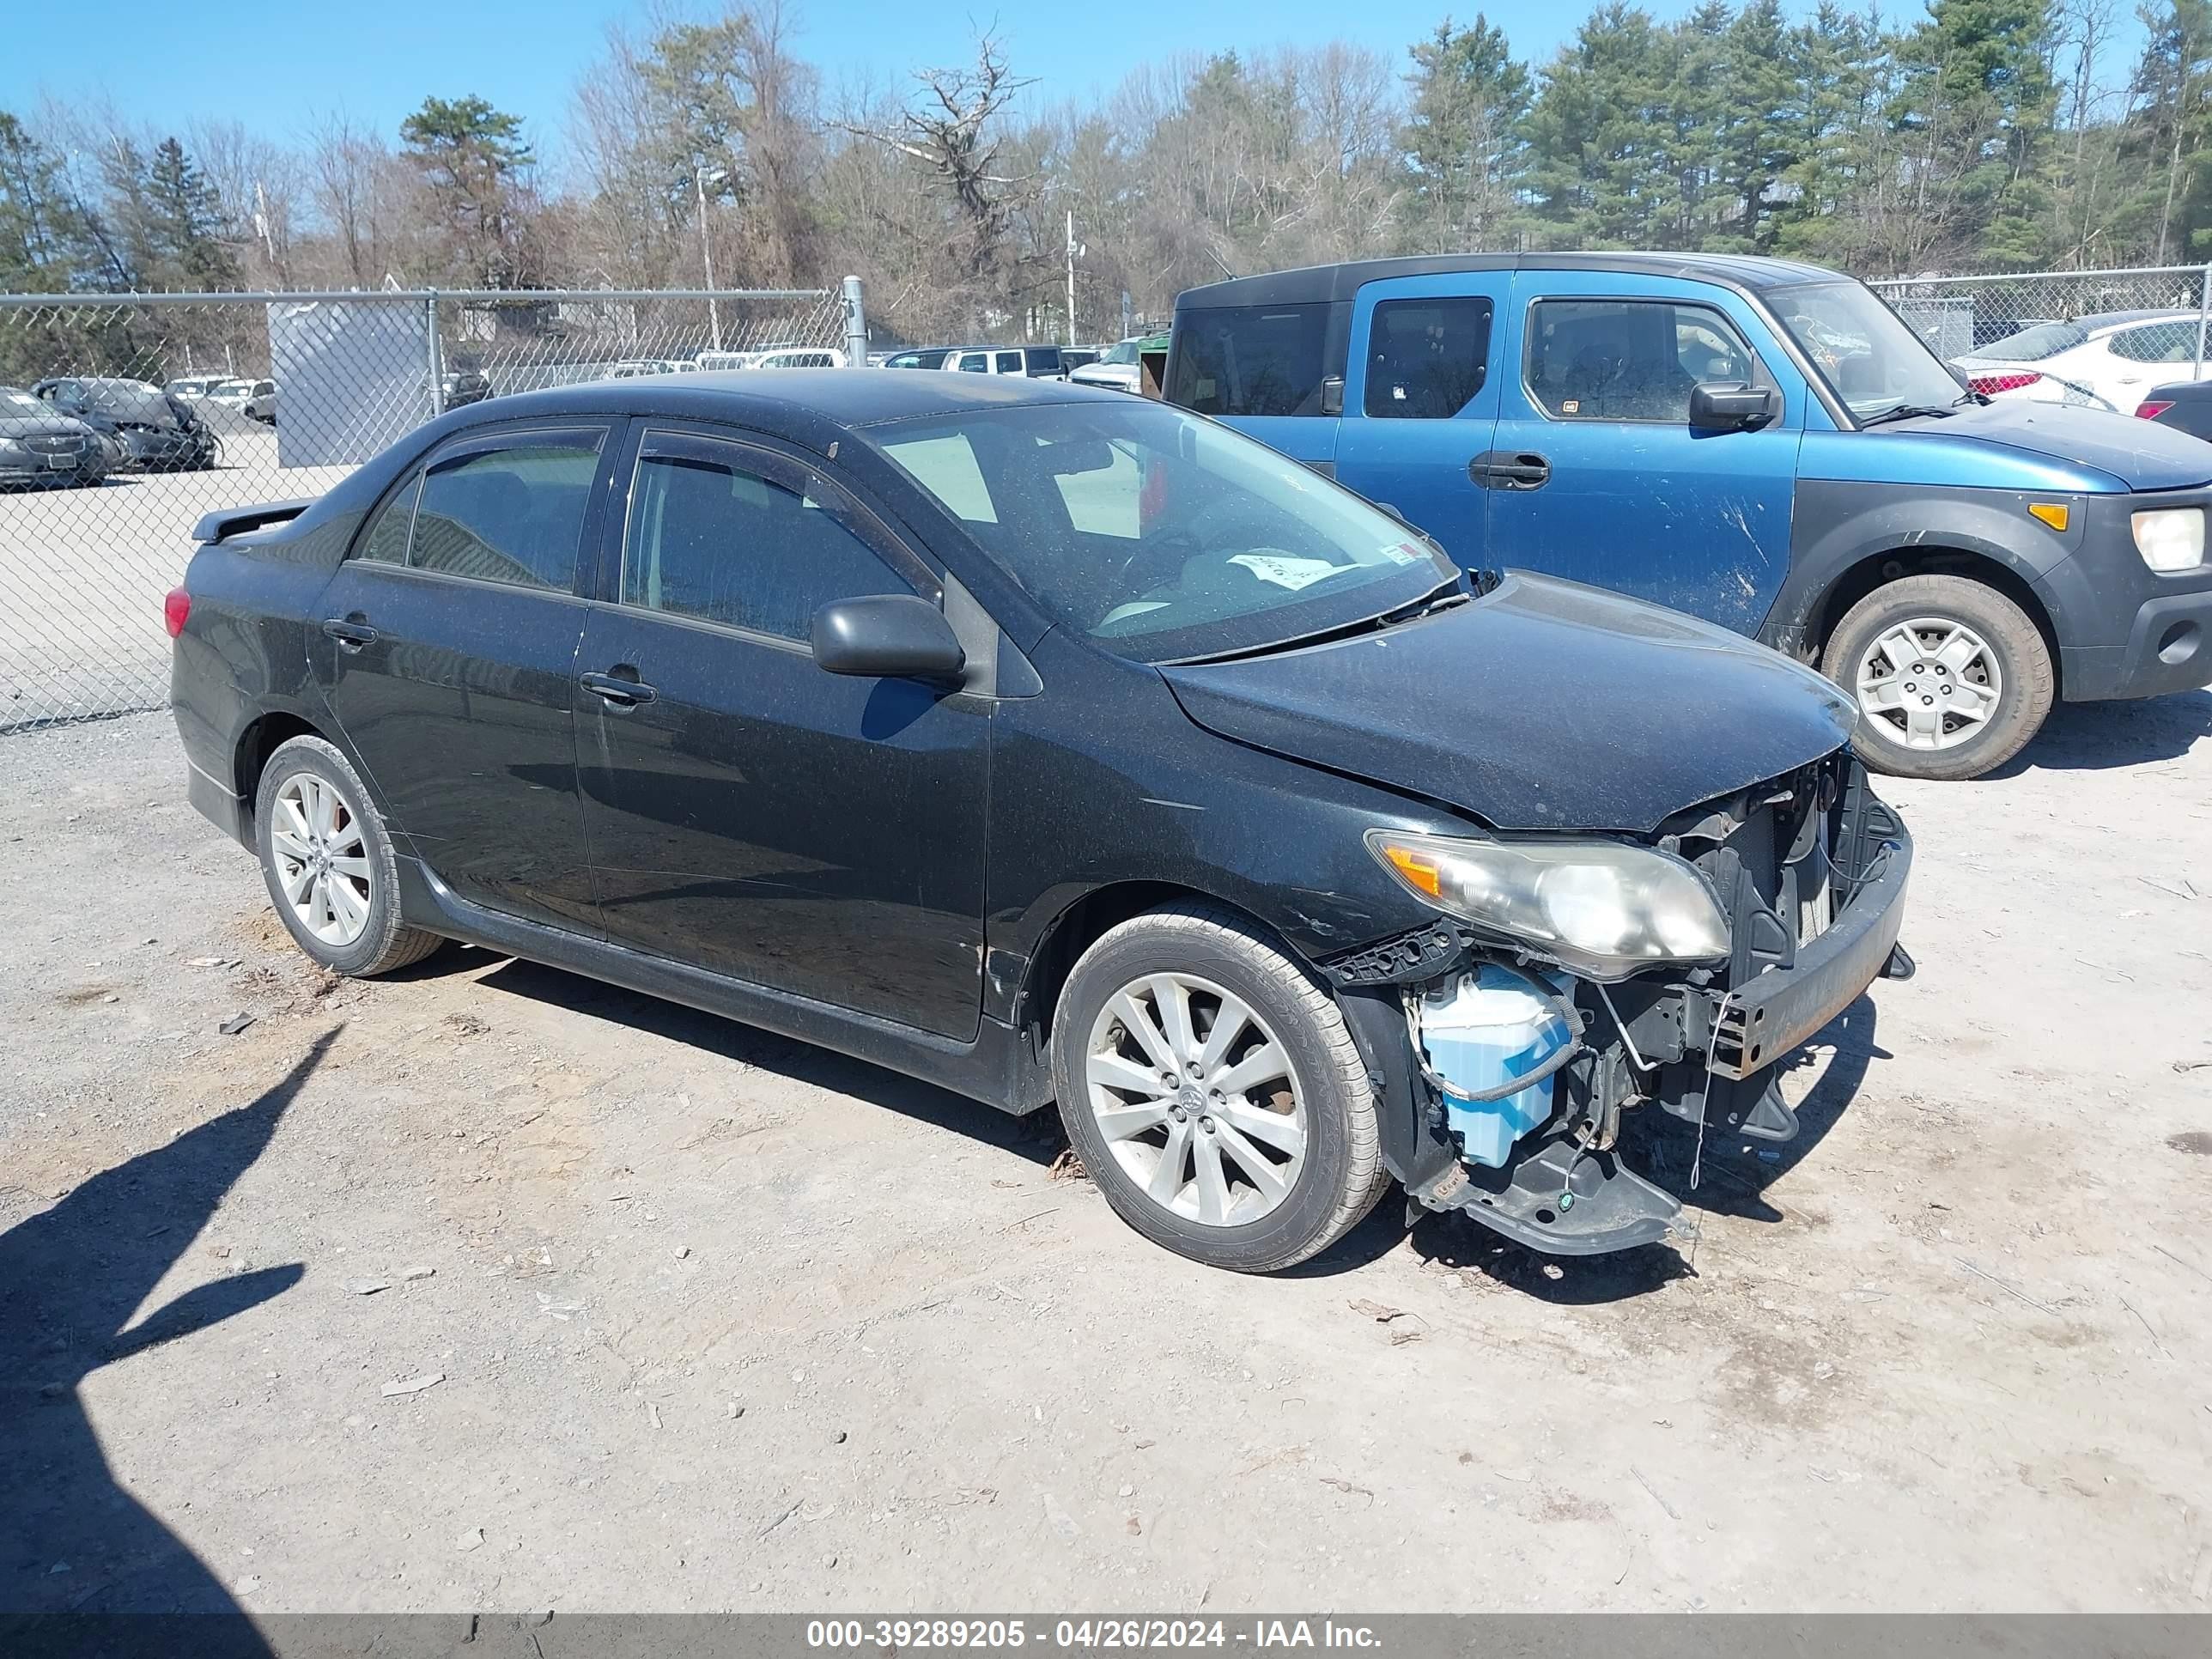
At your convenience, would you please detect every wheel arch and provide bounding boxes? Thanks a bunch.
[1806,544,2063,695]
[1014,881,1264,1054]
[234,711,331,821]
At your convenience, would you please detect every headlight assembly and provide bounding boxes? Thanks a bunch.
[2131,507,2207,573]
[1367,829,1731,981]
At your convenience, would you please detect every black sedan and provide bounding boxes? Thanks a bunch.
[168,373,1913,1273]
[33,377,218,471]
[0,385,109,487]
[2135,379,2212,441]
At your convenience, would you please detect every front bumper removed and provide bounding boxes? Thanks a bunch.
[1332,760,1915,1256]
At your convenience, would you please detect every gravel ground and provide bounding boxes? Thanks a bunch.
[3,694,2210,1615]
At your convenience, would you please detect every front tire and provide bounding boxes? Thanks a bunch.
[1821,574,2054,781]
[253,736,443,976]
[1050,903,1389,1273]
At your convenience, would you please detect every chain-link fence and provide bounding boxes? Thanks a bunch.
[1869,264,2212,402]
[0,283,861,732]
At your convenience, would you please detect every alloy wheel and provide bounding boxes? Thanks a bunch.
[1854,617,2004,751]
[270,773,372,946]
[1084,972,1308,1227]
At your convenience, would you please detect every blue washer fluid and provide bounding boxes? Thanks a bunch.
[1417,965,1573,1169]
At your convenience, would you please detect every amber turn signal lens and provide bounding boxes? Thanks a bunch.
[2027,502,2069,532]
[1379,842,1442,897]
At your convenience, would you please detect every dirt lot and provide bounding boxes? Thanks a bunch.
[3,694,2210,1615]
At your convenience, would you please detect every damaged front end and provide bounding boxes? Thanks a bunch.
[1323,754,1915,1255]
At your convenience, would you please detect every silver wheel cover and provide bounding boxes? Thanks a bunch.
[270,773,372,947]
[1085,972,1308,1228]
[1855,616,2004,752]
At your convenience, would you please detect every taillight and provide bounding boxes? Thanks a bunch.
[163,587,191,638]
[1969,371,2043,396]
[2136,400,2175,420]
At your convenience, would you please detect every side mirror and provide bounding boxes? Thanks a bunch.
[810,594,966,684]
[1689,381,1780,431]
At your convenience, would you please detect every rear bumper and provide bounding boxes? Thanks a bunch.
[186,756,252,848]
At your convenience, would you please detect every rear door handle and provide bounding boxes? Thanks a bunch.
[580,670,657,708]
[321,617,379,648]
[1469,451,1552,490]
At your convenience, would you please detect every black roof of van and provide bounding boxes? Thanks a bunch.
[1175,252,1848,310]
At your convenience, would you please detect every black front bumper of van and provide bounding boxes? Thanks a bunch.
[2050,494,2212,701]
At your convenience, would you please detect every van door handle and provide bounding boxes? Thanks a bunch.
[321,617,378,649]
[580,670,657,708]
[1470,451,1551,490]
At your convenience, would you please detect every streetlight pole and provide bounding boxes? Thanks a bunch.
[696,162,724,353]
[1065,209,1079,347]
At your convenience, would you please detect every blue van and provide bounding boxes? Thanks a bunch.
[1167,254,2212,779]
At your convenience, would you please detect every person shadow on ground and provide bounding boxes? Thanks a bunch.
[0,1031,333,1652]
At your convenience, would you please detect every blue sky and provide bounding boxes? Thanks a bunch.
[5,0,1837,173]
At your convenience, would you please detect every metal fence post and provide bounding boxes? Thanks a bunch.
[426,289,445,416]
[2197,265,2209,376]
[842,275,867,367]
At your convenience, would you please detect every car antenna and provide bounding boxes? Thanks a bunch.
[1204,246,1237,282]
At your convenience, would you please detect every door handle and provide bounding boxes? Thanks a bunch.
[1469,451,1551,490]
[321,617,378,649]
[580,670,657,708]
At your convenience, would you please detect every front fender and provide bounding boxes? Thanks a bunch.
[1763,479,2081,653]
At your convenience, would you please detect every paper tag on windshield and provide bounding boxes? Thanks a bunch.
[1228,553,1342,590]
[1378,541,1421,565]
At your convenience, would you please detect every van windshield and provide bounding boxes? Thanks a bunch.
[868,400,1455,664]
[1768,282,1966,421]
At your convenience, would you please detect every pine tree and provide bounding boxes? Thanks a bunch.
[1400,15,1533,252]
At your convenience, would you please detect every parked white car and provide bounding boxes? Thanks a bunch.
[1068,336,1145,393]
[598,359,688,380]
[208,377,277,422]
[165,374,233,403]
[691,346,846,370]
[1953,310,2209,412]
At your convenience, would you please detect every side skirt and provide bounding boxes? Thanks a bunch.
[392,858,1041,1115]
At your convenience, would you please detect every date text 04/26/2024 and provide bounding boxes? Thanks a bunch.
[803,1619,1383,1649]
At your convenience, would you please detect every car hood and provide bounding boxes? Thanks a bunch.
[1160,574,1856,835]
[0,410,93,440]
[1891,397,2212,490]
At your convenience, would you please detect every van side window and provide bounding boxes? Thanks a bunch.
[1364,297,1493,419]
[1166,303,1334,417]
[1526,299,1766,423]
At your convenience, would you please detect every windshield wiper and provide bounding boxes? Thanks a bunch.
[1857,399,1966,428]
[1161,572,1471,667]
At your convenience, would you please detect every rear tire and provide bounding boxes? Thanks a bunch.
[1050,902,1389,1273]
[253,736,444,976]
[1821,574,2054,781]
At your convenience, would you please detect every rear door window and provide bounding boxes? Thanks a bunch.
[2109,322,2200,363]
[1168,303,1334,417]
[1364,297,1493,419]
[408,435,602,590]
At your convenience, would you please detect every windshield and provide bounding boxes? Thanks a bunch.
[1769,282,1964,421]
[1102,340,1139,365]
[868,400,1455,664]
[1975,320,2087,362]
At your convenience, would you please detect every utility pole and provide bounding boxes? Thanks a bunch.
[1066,209,1079,348]
[696,162,724,353]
